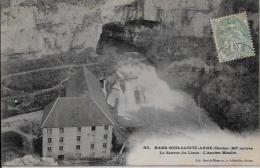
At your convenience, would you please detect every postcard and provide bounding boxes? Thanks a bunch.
[1,0,259,166]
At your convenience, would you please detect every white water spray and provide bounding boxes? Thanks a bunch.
[105,58,224,165]
[107,58,215,129]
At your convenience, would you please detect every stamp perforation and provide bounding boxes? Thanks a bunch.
[210,12,255,63]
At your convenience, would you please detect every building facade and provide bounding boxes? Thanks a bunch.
[42,126,113,160]
[41,67,115,160]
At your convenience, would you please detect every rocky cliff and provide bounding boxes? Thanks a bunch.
[1,0,138,62]
[0,0,223,61]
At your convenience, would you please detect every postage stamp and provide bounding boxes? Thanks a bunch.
[210,12,255,62]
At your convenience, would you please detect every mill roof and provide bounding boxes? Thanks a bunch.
[41,66,115,128]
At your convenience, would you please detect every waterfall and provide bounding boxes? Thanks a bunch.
[106,58,220,165]
[106,58,214,128]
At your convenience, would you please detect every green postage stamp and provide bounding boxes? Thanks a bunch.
[210,12,255,62]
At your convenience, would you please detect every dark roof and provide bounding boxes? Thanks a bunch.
[63,67,88,97]
[41,99,57,126]
[83,67,114,121]
[41,96,113,127]
[41,66,115,128]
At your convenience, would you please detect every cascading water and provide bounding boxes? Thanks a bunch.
[106,58,259,166]
[105,58,259,166]
[107,58,217,129]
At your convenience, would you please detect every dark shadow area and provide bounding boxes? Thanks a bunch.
[33,136,42,157]
[1,131,25,163]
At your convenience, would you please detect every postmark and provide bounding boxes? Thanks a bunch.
[210,12,255,62]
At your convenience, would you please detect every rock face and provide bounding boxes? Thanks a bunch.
[97,20,160,54]
[97,0,224,56]
[1,0,221,61]
[1,0,106,61]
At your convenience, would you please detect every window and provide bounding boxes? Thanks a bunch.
[76,145,80,150]
[59,146,63,151]
[134,90,141,104]
[59,128,64,133]
[58,155,64,160]
[77,136,81,141]
[100,79,105,88]
[103,143,107,149]
[104,125,108,130]
[91,152,95,158]
[77,127,81,132]
[91,144,94,149]
[104,134,108,139]
[48,147,52,152]
[91,126,96,131]
[60,137,64,143]
[47,128,52,134]
[156,8,163,22]
[48,138,52,143]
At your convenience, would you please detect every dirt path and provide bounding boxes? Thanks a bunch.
[2,59,107,79]
[2,67,75,101]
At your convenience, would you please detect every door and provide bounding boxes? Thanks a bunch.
[58,155,64,160]
[90,152,95,158]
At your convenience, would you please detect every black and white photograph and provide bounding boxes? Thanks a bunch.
[1,0,259,166]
